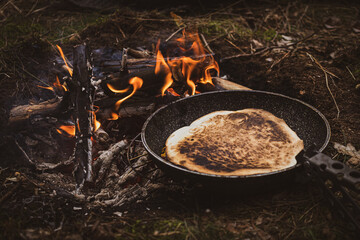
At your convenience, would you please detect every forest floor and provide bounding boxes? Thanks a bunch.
[0,0,360,239]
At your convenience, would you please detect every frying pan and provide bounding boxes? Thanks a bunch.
[141,90,360,232]
[141,90,332,192]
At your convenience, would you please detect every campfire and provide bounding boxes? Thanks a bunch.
[8,30,249,197]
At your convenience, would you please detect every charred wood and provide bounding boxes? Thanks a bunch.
[72,44,94,193]
[8,98,63,129]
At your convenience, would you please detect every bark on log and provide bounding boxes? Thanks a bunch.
[8,98,63,129]
[72,44,94,192]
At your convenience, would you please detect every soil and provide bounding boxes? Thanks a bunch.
[1,0,360,239]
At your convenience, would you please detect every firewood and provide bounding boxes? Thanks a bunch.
[72,44,94,193]
[100,54,214,70]
[8,98,63,129]
[93,139,128,184]
[128,48,152,59]
[94,127,110,144]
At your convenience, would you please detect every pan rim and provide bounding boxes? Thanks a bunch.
[141,90,331,179]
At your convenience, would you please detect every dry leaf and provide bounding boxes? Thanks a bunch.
[252,39,263,48]
[334,142,360,165]
[255,216,263,225]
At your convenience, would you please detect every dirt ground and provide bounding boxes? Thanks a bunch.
[1,0,360,239]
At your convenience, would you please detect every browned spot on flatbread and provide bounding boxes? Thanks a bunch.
[166,109,304,176]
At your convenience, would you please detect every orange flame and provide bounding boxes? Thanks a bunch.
[108,112,119,121]
[154,30,219,96]
[107,77,143,120]
[155,40,173,96]
[106,84,130,94]
[202,61,219,85]
[167,88,180,96]
[93,111,101,132]
[38,85,54,92]
[56,45,73,76]
[54,76,68,92]
[114,77,143,110]
[38,76,68,94]
[57,125,75,137]
[57,112,100,137]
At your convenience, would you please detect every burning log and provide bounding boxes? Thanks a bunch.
[71,44,95,192]
[100,54,214,72]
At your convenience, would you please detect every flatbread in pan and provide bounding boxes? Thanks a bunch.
[165,108,304,176]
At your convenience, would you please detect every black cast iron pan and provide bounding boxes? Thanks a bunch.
[141,90,333,192]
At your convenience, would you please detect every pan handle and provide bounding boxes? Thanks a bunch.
[297,145,360,232]
[298,145,360,193]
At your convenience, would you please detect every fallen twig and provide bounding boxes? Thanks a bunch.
[166,27,185,42]
[200,33,214,55]
[266,51,291,74]
[346,66,356,81]
[225,39,245,53]
[221,32,315,62]
[14,139,36,166]
[306,52,340,118]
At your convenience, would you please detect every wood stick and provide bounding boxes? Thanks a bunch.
[120,47,128,72]
[72,44,94,192]
[94,127,109,144]
[128,48,152,58]
[197,77,251,92]
[212,77,251,90]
